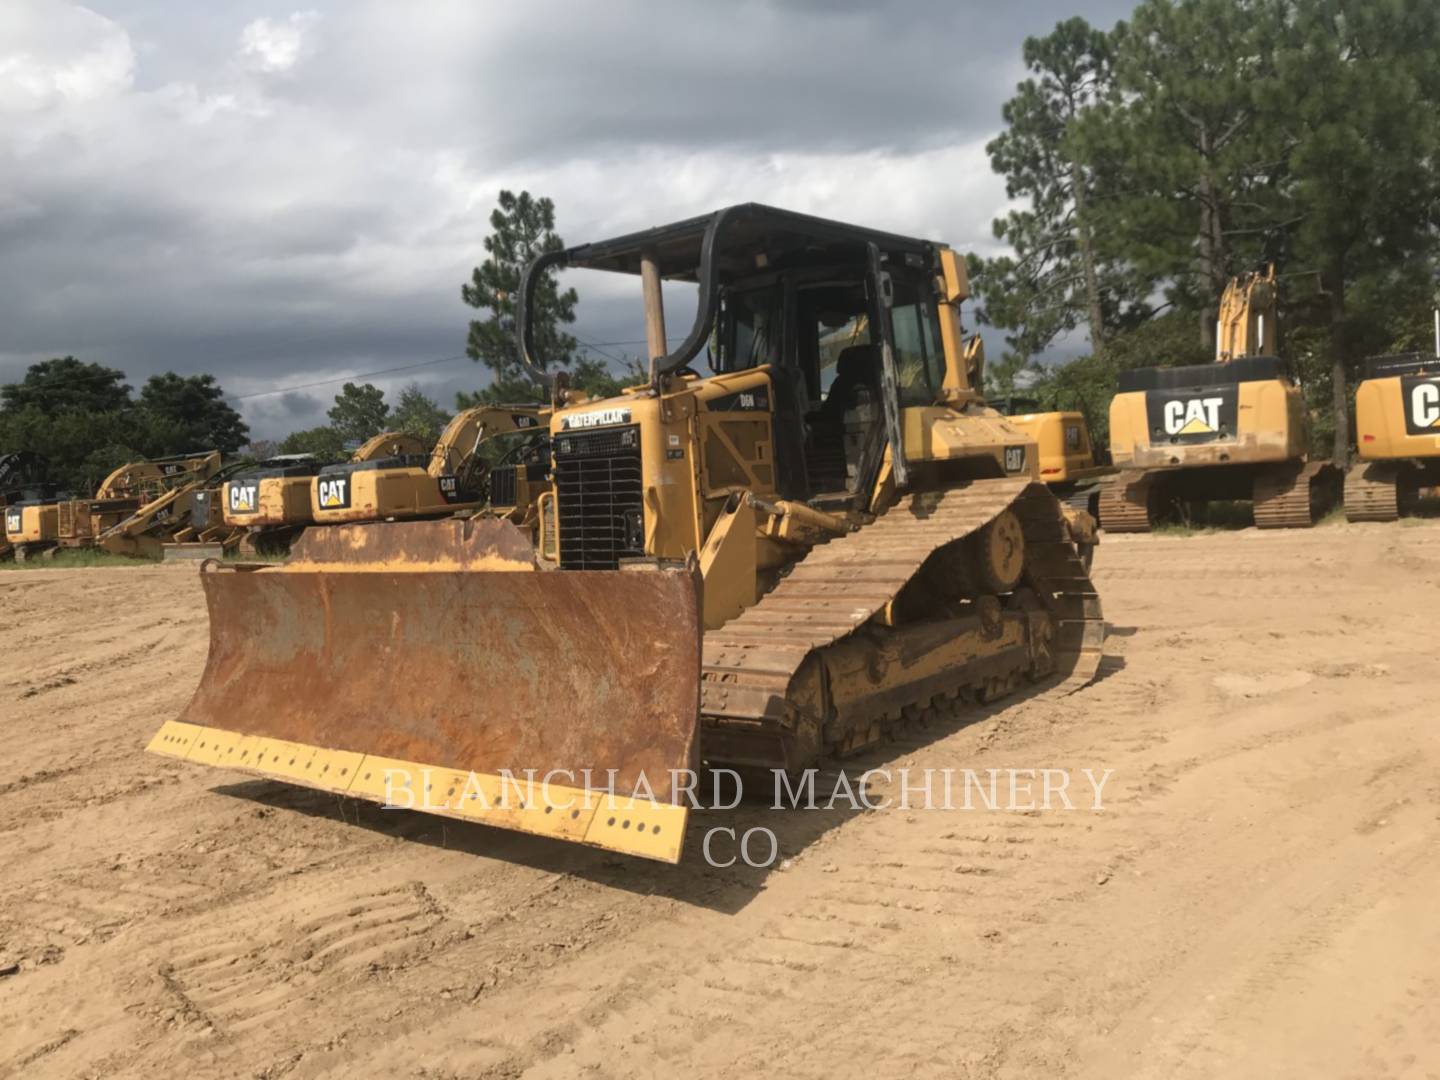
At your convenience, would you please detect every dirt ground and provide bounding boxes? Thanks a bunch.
[2,521,1439,1079]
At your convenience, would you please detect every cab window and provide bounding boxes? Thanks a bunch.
[890,278,944,406]
[718,287,782,372]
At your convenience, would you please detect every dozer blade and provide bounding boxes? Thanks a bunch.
[149,518,702,863]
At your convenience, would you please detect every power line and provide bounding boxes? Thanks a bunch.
[232,353,471,400]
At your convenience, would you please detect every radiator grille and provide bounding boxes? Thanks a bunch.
[553,425,643,570]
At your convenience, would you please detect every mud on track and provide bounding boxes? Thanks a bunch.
[3,522,1439,1078]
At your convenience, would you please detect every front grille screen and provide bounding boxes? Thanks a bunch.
[553,425,643,570]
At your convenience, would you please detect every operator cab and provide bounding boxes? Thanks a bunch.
[711,259,948,506]
[515,204,966,565]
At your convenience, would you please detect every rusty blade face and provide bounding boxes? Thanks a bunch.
[180,559,702,803]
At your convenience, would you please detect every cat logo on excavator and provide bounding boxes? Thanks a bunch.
[228,483,258,514]
[1405,377,1440,432]
[1163,396,1223,435]
[316,477,350,509]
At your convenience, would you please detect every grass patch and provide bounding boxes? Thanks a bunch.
[0,547,153,570]
[1148,499,1253,536]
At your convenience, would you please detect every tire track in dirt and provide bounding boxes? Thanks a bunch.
[2,527,1439,1077]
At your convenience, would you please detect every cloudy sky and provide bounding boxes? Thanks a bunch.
[1,0,1134,441]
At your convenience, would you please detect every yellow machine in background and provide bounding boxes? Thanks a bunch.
[309,407,548,525]
[4,501,59,560]
[54,451,222,554]
[223,432,428,550]
[1101,267,1338,530]
[0,453,54,561]
[1345,311,1440,520]
[91,451,225,558]
[151,205,1104,864]
[991,396,1112,518]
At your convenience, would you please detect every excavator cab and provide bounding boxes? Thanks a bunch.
[152,205,1101,864]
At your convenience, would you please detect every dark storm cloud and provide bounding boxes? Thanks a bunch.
[2,0,1135,439]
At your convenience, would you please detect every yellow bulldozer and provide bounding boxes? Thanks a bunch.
[1100,267,1339,531]
[149,204,1104,863]
[309,407,548,526]
[1344,311,1440,521]
[222,432,429,551]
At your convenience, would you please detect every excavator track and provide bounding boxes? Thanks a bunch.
[1097,469,1155,533]
[1252,460,1339,529]
[1343,462,1402,522]
[700,478,1103,766]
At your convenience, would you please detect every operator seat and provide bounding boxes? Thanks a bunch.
[817,344,881,422]
[807,344,881,496]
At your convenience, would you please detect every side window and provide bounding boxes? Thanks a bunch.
[889,280,944,407]
[720,288,782,372]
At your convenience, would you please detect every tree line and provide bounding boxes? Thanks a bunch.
[973,0,1440,460]
[0,360,249,494]
[0,189,633,493]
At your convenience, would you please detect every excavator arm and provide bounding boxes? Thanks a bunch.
[426,405,547,482]
[97,451,223,499]
[1216,265,1278,361]
[350,431,429,462]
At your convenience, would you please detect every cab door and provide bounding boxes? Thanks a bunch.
[866,242,910,490]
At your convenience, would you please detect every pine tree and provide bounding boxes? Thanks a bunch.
[461,191,579,402]
[976,17,1142,365]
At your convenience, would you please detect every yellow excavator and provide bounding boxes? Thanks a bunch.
[89,452,226,558]
[222,432,428,551]
[1344,311,1440,520]
[149,204,1104,864]
[0,453,56,560]
[1101,267,1339,530]
[991,398,1112,518]
[309,407,548,525]
[53,451,222,554]
[4,500,61,561]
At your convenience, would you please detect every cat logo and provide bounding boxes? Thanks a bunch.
[4,509,19,534]
[317,477,350,509]
[1405,377,1440,433]
[1163,397,1224,436]
[1004,445,1026,473]
[228,483,258,514]
[437,475,460,502]
[512,414,537,428]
